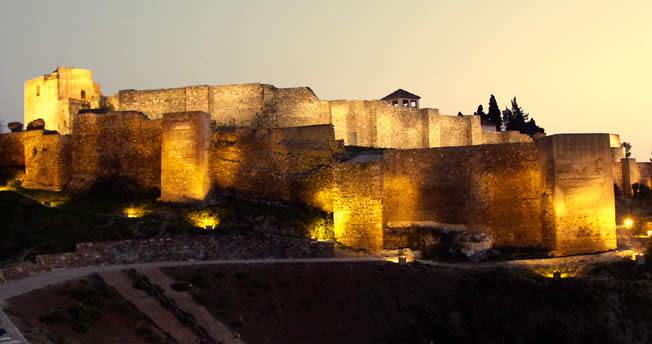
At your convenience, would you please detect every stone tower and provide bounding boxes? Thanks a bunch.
[24,67,101,134]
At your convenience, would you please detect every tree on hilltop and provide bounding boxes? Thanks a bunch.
[475,104,488,119]
[503,97,544,136]
[487,95,502,131]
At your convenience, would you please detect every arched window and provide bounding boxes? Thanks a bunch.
[81,90,86,100]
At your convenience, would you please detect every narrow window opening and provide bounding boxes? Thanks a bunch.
[36,86,40,97]
[403,99,409,107]
[81,90,86,100]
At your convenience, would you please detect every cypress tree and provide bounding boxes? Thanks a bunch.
[487,95,502,131]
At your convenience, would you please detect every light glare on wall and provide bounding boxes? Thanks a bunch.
[623,217,634,229]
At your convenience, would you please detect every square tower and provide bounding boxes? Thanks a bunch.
[24,67,101,134]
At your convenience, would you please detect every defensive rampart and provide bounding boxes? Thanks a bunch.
[209,124,339,211]
[0,130,41,167]
[22,132,72,191]
[114,84,331,128]
[71,111,162,191]
[332,134,617,255]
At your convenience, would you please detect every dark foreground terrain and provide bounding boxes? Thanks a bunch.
[7,275,173,344]
[7,257,652,344]
[163,260,652,344]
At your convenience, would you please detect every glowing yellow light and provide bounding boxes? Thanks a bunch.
[123,206,150,218]
[624,217,634,229]
[186,209,220,230]
[647,230,652,237]
[308,218,334,242]
[0,186,15,191]
[43,200,65,208]
[533,265,581,279]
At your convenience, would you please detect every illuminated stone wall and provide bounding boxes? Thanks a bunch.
[209,124,339,211]
[114,84,330,127]
[639,162,652,188]
[331,134,617,255]
[333,156,384,251]
[22,132,72,191]
[482,130,533,145]
[24,67,100,134]
[383,143,545,247]
[71,111,162,190]
[160,111,212,203]
[615,158,652,196]
[117,88,186,120]
[537,134,617,255]
[0,130,41,167]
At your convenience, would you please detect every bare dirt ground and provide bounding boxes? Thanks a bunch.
[6,275,174,344]
[162,262,464,344]
[162,261,652,344]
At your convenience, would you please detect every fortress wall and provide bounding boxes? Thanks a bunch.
[613,161,624,192]
[22,133,72,191]
[333,157,384,251]
[438,115,480,147]
[620,158,641,197]
[160,112,212,202]
[72,111,162,190]
[0,131,41,167]
[537,134,617,255]
[374,103,427,149]
[185,85,210,113]
[329,100,429,148]
[209,124,338,211]
[118,88,187,119]
[115,84,330,129]
[383,143,544,247]
[425,109,442,147]
[328,100,375,146]
[272,87,331,127]
[209,84,264,126]
[482,130,533,145]
[612,159,652,196]
[639,162,652,188]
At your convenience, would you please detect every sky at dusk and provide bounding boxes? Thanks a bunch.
[1,0,650,159]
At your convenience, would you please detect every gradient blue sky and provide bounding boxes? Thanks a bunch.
[1,0,650,159]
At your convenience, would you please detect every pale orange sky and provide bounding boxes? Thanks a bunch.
[1,0,650,159]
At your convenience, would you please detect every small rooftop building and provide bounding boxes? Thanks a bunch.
[381,89,420,109]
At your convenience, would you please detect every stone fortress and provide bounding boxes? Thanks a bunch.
[2,67,651,256]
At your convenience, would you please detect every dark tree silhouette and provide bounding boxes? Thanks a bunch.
[475,104,488,119]
[457,111,464,117]
[502,97,544,136]
[487,95,502,131]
